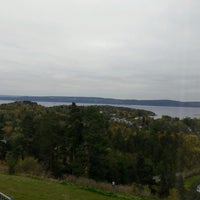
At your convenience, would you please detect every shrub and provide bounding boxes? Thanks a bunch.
[0,160,7,173]
[165,188,180,200]
[63,175,154,198]
[132,183,151,197]
[5,151,17,174]
[16,157,44,176]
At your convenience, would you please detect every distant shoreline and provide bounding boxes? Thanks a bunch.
[0,95,200,108]
[1,99,200,119]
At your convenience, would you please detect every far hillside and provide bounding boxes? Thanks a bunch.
[1,95,200,107]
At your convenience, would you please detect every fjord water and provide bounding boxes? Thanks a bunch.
[128,105,200,119]
[1,100,200,119]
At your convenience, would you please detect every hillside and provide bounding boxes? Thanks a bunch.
[0,174,154,200]
[0,101,200,199]
[1,95,200,107]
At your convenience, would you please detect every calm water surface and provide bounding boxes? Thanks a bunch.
[1,100,200,119]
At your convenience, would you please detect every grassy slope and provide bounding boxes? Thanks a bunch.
[0,174,154,200]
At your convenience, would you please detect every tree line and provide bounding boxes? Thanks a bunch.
[0,101,200,199]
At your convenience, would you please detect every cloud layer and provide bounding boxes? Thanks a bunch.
[0,0,200,100]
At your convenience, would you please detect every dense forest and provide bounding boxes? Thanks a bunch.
[0,101,200,199]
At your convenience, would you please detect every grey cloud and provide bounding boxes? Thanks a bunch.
[0,0,199,100]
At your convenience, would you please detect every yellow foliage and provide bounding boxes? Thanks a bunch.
[2,125,13,133]
[166,188,180,200]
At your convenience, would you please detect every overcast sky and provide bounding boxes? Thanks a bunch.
[0,0,199,101]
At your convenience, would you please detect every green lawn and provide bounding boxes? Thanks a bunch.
[0,174,153,200]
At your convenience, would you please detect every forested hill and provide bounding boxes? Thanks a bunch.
[1,95,200,107]
[0,101,200,199]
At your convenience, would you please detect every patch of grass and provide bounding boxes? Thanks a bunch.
[0,174,155,200]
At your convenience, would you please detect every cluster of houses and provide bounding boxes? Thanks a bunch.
[111,117,133,126]
[197,184,200,193]
[111,116,144,129]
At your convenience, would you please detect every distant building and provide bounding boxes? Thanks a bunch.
[152,175,161,183]
[197,185,200,193]
[111,117,133,126]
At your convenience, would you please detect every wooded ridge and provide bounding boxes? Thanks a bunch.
[0,101,200,199]
[1,95,200,107]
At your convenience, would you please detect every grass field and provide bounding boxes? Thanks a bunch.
[0,174,154,200]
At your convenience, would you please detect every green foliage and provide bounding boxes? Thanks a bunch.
[165,188,180,200]
[184,175,200,191]
[16,157,44,176]
[5,151,17,174]
[184,175,200,200]
[0,101,200,198]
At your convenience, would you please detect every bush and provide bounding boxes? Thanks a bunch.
[132,183,151,197]
[0,160,7,173]
[165,188,180,200]
[5,151,17,174]
[62,175,154,198]
[16,157,44,176]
